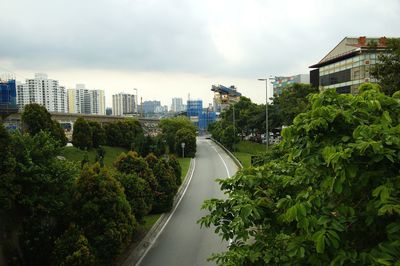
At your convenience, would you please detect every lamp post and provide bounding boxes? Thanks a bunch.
[133,88,138,115]
[181,142,185,158]
[258,77,274,152]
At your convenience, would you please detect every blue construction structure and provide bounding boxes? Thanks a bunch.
[187,99,216,133]
[0,79,18,116]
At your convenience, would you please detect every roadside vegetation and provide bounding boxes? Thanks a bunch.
[200,40,400,265]
[0,108,195,265]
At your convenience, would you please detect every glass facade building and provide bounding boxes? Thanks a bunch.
[310,37,388,94]
[0,79,18,114]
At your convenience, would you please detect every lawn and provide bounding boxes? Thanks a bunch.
[59,145,128,168]
[177,157,191,182]
[233,141,266,168]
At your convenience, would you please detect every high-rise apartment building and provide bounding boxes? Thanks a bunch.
[310,36,388,94]
[112,93,136,116]
[67,84,105,115]
[143,100,161,114]
[272,74,310,95]
[171,97,185,112]
[17,73,67,113]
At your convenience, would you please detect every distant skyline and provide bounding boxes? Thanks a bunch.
[1,0,400,107]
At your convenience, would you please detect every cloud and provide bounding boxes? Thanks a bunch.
[1,0,400,79]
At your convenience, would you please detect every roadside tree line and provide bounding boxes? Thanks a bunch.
[200,39,400,265]
[209,84,318,150]
[0,106,197,265]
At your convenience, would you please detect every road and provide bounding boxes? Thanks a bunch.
[138,137,238,266]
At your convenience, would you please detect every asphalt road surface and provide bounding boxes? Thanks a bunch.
[138,137,238,266]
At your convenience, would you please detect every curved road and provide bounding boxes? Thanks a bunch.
[138,137,238,266]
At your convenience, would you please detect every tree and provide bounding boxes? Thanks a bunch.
[21,103,67,146]
[114,151,158,206]
[175,128,196,157]
[3,131,78,265]
[53,226,96,266]
[371,38,400,96]
[88,121,106,148]
[0,123,16,210]
[271,83,318,126]
[199,84,400,265]
[220,125,240,151]
[73,164,136,264]
[159,117,196,153]
[104,119,144,152]
[115,172,153,222]
[152,158,178,213]
[73,117,93,150]
[168,155,182,186]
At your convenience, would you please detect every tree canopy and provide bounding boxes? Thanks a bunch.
[371,38,400,96]
[200,84,400,265]
[21,103,67,146]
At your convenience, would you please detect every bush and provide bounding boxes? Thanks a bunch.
[200,84,400,265]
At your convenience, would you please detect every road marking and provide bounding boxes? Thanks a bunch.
[136,158,196,266]
[208,142,231,178]
[207,141,234,246]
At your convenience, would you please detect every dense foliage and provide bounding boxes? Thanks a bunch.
[159,116,196,154]
[371,38,400,96]
[73,163,136,264]
[200,84,400,265]
[175,127,197,157]
[104,119,144,152]
[73,117,93,149]
[21,103,67,146]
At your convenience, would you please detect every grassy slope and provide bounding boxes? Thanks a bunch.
[59,146,128,168]
[177,157,191,182]
[233,141,266,168]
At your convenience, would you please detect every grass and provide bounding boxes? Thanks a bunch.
[233,141,266,168]
[137,213,162,231]
[177,157,191,182]
[59,145,128,168]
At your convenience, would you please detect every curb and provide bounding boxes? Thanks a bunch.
[210,138,243,169]
[121,158,196,266]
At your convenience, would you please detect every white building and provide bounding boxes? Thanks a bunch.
[67,84,105,115]
[17,73,67,113]
[112,93,136,116]
[171,97,185,112]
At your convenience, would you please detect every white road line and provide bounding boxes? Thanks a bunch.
[207,141,234,246]
[208,142,231,178]
[136,158,197,266]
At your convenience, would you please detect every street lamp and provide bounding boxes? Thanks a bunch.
[133,88,138,115]
[181,142,185,158]
[258,76,274,152]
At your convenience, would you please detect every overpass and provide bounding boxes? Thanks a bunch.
[3,112,161,137]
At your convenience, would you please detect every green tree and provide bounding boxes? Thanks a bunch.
[104,119,144,152]
[4,131,78,265]
[175,128,196,157]
[160,117,196,153]
[0,123,16,210]
[21,103,67,146]
[152,158,178,213]
[271,83,318,126]
[115,172,153,222]
[220,125,240,151]
[168,155,182,186]
[88,121,106,148]
[73,164,136,264]
[199,84,400,265]
[114,152,158,207]
[53,225,96,266]
[73,117,93,150]
[371,38,400,96]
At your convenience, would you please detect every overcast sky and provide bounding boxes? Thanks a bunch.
[1,0,400,107]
